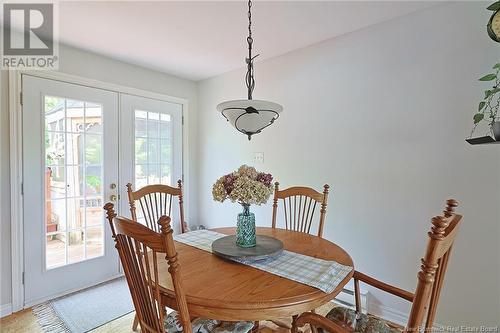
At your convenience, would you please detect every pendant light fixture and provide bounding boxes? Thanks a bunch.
[217,0,283,140]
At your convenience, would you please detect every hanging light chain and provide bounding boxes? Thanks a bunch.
[247,0,252,40]
[245,0,258,100]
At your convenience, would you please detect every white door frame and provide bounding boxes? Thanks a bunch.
[8,69,190,312]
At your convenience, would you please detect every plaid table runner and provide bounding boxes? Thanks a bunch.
[174,230,353,294]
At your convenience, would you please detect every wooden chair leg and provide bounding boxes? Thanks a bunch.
[132,314,139,331]
[291,315,299,333]
[309,309,318,333]
[354,278,362,314]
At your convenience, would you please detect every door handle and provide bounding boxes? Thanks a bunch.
[109,194,117,202]
[110,183,117,189]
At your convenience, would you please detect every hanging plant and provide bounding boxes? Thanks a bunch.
[466,3,500,144]
[487,1,500,42]
[470,63,500,140]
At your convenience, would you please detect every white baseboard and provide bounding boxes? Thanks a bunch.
[334,287,368,312]
[369,302,443,329]
[24,273,124,308]
[1,303,13,318]
[335,290,443,329]
[367,302,408,326]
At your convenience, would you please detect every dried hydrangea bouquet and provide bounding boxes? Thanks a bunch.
[212,165,273,247]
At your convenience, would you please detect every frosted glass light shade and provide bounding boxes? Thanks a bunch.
[217,99,283,140]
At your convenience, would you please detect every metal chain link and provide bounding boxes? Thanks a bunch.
[248,0,252,41]
[245,0,255,100]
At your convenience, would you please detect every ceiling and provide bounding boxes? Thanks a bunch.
[57,1,440,81]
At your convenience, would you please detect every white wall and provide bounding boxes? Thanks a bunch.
[0,44,198,311]
[1,69,12,316]
[197,2,500,326]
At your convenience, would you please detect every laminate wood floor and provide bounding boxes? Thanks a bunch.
[0,304,334,333]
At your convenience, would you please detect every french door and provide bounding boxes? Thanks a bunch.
[22,75,184,306]
[119,94,183,232]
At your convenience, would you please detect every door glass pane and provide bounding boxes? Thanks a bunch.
[68,230,85,264]
[159,114,171,138]
[66,166,83,197]
[66,100,85,133]
[85,166,102,195]
[135,138,147,164]
[66,133,82,165]
[160,164,170,185]
[45,96,65,132]
[45,166,65,199]
[44,96,105,269]
[147,113,159,138]
[86,227,104,259]
[66,197,83,230]
[148,164,159,184]
[45,131,65,165]
[46,233,66,269]
[86,197,103,227]
[46,198,66,232]
[135,164,147,188]
[160,139,171,164]
[85,134,102,165]
[148,139,159,164]
[134,109,173,187]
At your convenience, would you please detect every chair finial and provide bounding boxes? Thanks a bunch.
[177,179,186,233]
[443,199,458,218]
[103,202,117,238]
[104,202,115,216]
[323,184,330,194]
[158,215,173,235]
[274,182,279,190]
[430,216,448,239]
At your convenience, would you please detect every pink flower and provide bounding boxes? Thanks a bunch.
[223,173,237,194]
[256,173,273,187]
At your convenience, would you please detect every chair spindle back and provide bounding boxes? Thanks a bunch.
[127,180,186,234]
[271,182,330,237]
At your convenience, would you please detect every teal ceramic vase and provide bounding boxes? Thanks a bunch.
[236,204,256,248]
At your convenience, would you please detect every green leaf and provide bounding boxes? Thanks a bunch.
[485,90,493,99]
[479,74,497,81]
[493,63,500,69]
[474,113,484,124]
[487,1,500,11]
[491,87,500,94]
[479,101,486,111]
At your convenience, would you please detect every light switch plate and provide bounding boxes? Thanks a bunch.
[253,152,264,164]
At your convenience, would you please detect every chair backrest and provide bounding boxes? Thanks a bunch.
[126,180,186,234]
[271,182,330,237]
[104,203,192,333]
[406,199,462,331]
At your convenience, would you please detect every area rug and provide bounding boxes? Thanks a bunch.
[33,277,134,333]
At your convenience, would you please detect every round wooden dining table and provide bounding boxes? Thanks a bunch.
[157,227,354,321]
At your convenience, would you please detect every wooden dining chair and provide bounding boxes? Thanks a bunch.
[271,182,330,238]
[292,199,462,333]
[126,181,187,331]
[126,180,188,234]
[104,204,255,333]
